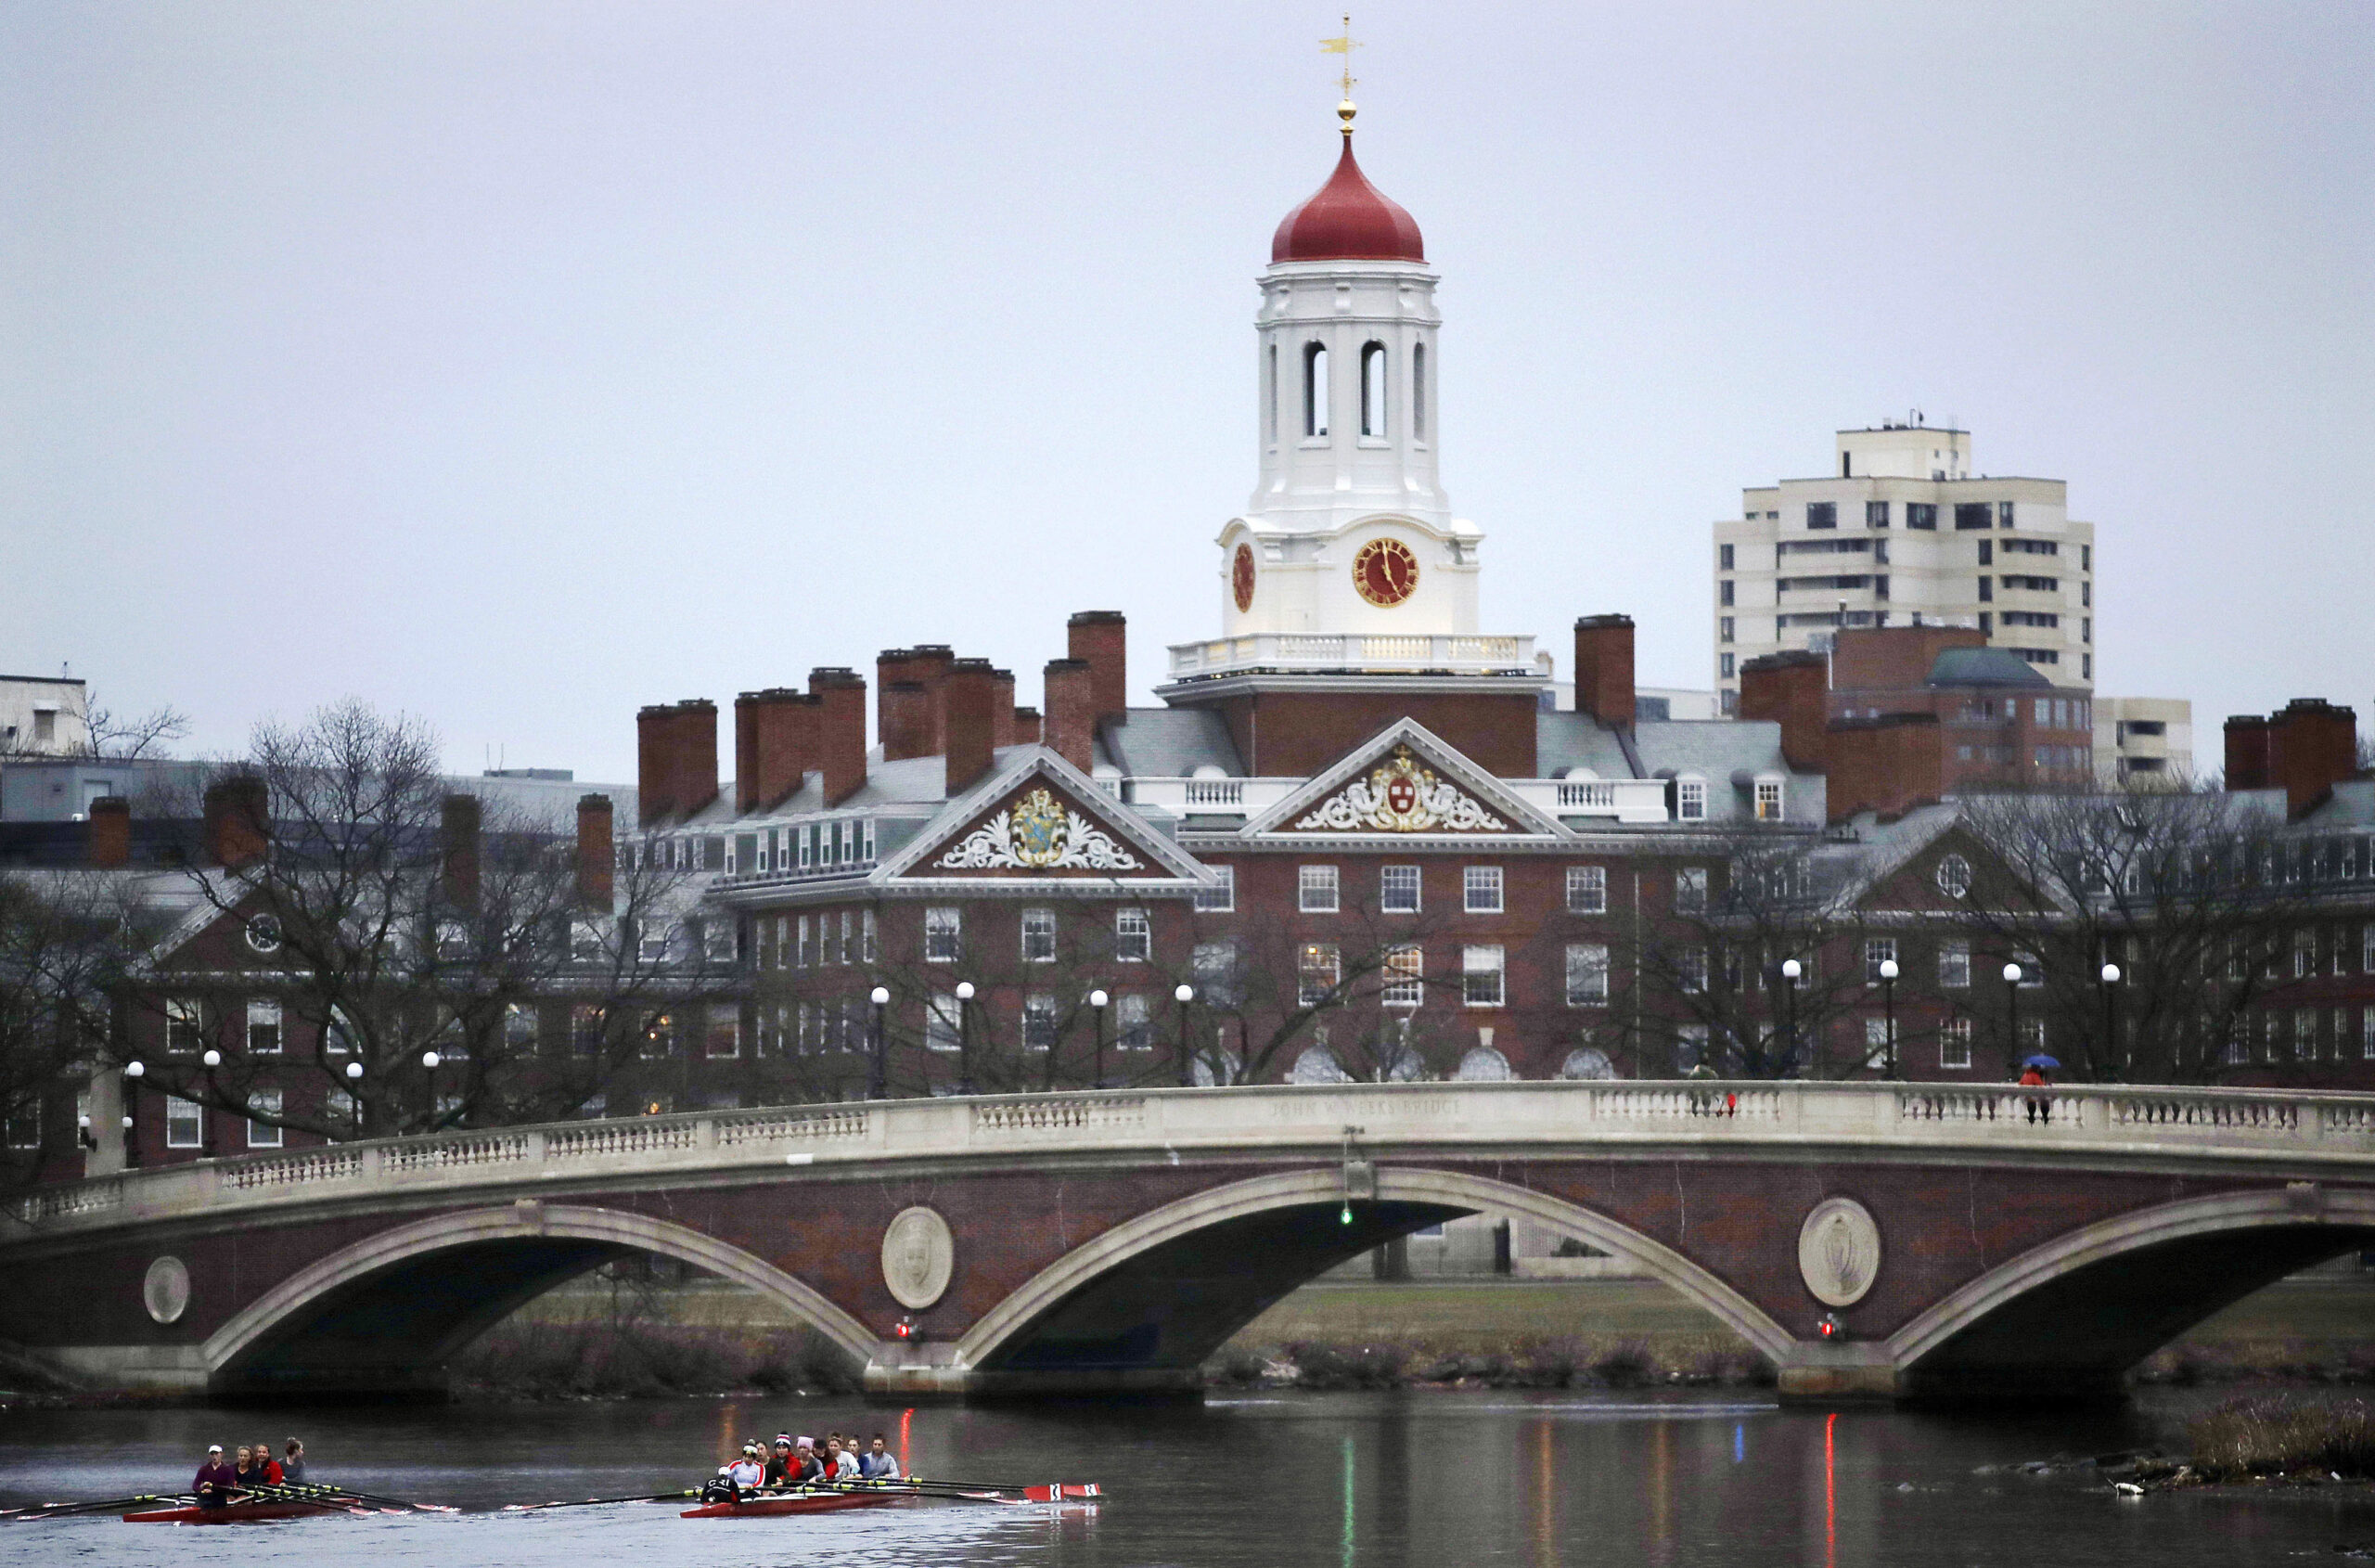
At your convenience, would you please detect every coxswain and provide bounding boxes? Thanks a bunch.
[193,1444,238,1510]
[725,1445,766,1498]
[861,1434,901,1480]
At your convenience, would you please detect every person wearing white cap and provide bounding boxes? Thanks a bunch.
[192,1444,238,1510]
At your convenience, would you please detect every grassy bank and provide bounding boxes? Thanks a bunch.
[2185,1393,2375,1479]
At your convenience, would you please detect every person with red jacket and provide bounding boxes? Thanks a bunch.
[248,1437,283,1485]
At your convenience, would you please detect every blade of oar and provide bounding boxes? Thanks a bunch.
[278,1481,457,1513]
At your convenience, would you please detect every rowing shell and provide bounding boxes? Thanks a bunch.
[122,1499,358,1524]
[679,1492,899,1520]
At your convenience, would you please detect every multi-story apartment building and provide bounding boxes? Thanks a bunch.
[2096,696,2195,786]
[1713,424,2098,714]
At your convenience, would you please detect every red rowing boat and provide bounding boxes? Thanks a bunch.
[122,1498,356,1524]
[679,1491,898,1520]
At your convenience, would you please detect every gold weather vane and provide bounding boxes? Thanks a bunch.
[1321,15,1360,133]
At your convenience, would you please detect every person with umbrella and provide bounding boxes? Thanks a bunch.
[2017,1052,2059,1124]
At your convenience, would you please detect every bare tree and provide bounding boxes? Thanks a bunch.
[0,873,140,1187]
[78,691,190,761]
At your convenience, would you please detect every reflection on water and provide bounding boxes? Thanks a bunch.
[4,1389,2374,1566]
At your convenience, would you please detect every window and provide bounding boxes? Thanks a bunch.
[1978,539,1994,566]
[1021,907,1057,962]
[2294,1009,2317,1060]
[2365,1009,2375,1061]
[1865,1018,1894,1072]
[1299,865,1340,913]
[1299,945,1342,1007]
[2294,930,2316,980]
[1977,576,1993,602]
[1806,502,1837,530]
[1939,942,1971,989]
[505,1003,538,1052]
[1906,502,1937,530]
[1463,945,1506,1008]
[1675,867,1708,914]
[1720,617,1735,644]
[1866,501,1890,529]
[571,1005,605,1056]
[1940,1019,1972,1070]
[1865,938,1897,984]
[1023,993,1059,1051]
[1676,778,1706,821]
[246,999,282,1055]
[2365,925,2375,972]
[1720,544,1735,570]
[924,994,961,1052]
[1955,502,1994,531]
[2014,954,2044,988]
[639,1013,672,1060]
[1412,342,1427,440]
[1265,342,1277,442]
[1381,865,1421,914]
[1194,940,1242,1007]
[1678,947,1709,994]
[1754,778,1784,821]
[1381,945,1424,1007]
[704,920,736,966]
[1999,500,2016,529]
[1195,866,1236,912]
[1114,906,1150,962]
[1118,993,1152,1050]
[1566,866,1607,914]
[792,915,812,967]
[706,1004,740,1060]
[166,998,203,1056]
[863,907,879,962]
[1934,855,1972,898]
[1566,944,1610,1006]
[5,1099,37,1150]
[925,907,961,962]
[1720,579,1735,607]
[1303,341,1329,437]
[245,1088,283,1149]
[1464,866,1504,913]
[640,921,675,965]
[165,1096,203,1149]
[1360,341,1387,437]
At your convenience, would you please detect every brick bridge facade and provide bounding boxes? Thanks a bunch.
[6,1081,2375,1405]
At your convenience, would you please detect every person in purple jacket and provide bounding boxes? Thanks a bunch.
[192,1444,239,1509]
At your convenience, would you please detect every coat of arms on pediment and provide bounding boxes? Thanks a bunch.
[1290,746,1509,834]
[935,786,1144,871]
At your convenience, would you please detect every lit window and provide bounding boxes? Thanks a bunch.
[1381,945,1423,1008]
[246,999,282,1055]
[1114,907,1151,962]
[1565,944,1610,1006]
[1195,866,1235,912]
[1462,945,1506,1008]
[1299,944,1342,1007]
[1566,866,1607,915]
[1463,867,1503,914]
[924,907,961,962]
[1754,779,1784,821]
[1380,865,1421,914]
[166,998,203,1056]
[1299,865,1340,913]
[246,1088,283,1149]
[1021,907,1056,963]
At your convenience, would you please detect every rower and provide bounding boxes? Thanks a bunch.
[281,1438,307,1484]
[763,1436,794,1487]
[861,1434,901,1480]
[250,1437,283,1486]
[193,1445,238,1510]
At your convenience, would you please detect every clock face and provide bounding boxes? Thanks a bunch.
[1231,544,1256,613]
[1352,537,1419,608]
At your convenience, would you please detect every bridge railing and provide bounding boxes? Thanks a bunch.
[13,1080,2375,1234]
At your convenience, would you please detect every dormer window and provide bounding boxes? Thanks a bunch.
[1675,776,1708,821]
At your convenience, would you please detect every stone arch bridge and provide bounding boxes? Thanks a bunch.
[6,1081,2375,1405]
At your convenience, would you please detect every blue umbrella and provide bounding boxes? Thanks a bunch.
[2022,1054,2060,1070]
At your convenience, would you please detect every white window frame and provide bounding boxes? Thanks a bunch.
[1194,865,1235,913]
[1021,906,1057,963]
[926,993,961,1052]
[246,998,283,1055]
[1940,1018,1972,1071]
[1298,944,1341,1007]
[1754,777,1785,821]
[166,997,203,1056]
[165,1096,203,1149]
[1865,938,1897,985]
[1023,993,1059,1051]
[1462,945,1506,1009]
[1117,992,1152,1050]
[1675,867,1708,915]
[1299,865,1340,914]
[707,1003,741,1060]
[245,1088,283,1149]
[1566,866,1607,915]
[1939,942,1971,989]
[1380,945,1423,1008]
[1114,906,1151,963]
[1380,865,1421,915]
[924,907,962,963]
[1463,866,1504,914]
[1676,777,1707,821]
[1565,944,1610,1007]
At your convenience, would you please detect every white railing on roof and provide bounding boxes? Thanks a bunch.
[1508,778,1671,825]
[1164,634,1539,681]
[1125,778,1300,816]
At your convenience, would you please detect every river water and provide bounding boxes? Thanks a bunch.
[4,1389,2371,1566]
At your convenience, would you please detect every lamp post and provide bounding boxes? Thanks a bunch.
[422,1049,442,1131]
[1088,989,1110,1090]
[344,1060,364,1140]
[868,986,892,1101]
[954,981,976,1096]
[122,1060,144,1169]
[1778,958,1802,1075]
[1174,983,1196,1087]
[2002,961,2023,1070]
[1878,958,1900,1079]
[200,1047,222,1156]
[2099,961,2123,1076]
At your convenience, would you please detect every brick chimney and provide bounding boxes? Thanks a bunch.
[1012,706,1042,745]
[1823,713,1945,824]
[991,669,1018,750]
[736,688,815,811]
[576,793,614,908]
[203,777,269,869]
[1043,658,1096,774]
[87,795,131,869]
[2266,699,2359,819]
[1068,611,1128,732]
[440,793,481,908]
[2223,714,2273,791]
[1573,614,1637,729]
[810,668,868,806]
[636,703,676,827]
[944,658,998,797]
[668,700,719,820]
[907,645,956,754]
[879,681,930,764]
[1740,651,1829,773]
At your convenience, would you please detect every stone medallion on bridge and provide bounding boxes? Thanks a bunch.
[1796,1198,1881,1308]
[142,1255,191,1325]
[881,1207,955,1310]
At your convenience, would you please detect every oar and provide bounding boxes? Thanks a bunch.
[502,1489,703,1513]
[825,1475,1101,1504]
[269,1481,456,1514]
[4,1492,199,1521]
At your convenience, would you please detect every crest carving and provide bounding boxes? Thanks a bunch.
[935,786,1143,871]
[1292,746,1508,834]
[1796,1196,1881,1308]
[880,1206,955,1310]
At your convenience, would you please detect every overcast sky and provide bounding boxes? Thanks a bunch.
[6,3,2369,782]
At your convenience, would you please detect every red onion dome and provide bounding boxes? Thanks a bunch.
[1270,136,1425,264]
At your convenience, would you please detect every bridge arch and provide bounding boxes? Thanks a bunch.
[1887,1187,2375,1400]
[204,1203,876,1400]
[950,1167,1794,1390]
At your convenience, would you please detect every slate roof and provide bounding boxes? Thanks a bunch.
[1098,709,1245,778]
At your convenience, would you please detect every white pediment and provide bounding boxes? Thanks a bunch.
[1241,720,1567,841]
[875,748,1216,887]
